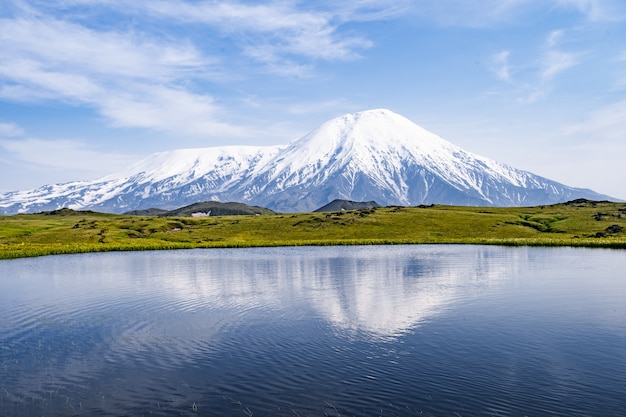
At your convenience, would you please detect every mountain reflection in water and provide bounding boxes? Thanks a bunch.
[100,245,518,338]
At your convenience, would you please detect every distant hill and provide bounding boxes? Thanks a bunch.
[149,201,275,217]
[40,208,98,216]
[315,199,381,212]
[124,208,169,216]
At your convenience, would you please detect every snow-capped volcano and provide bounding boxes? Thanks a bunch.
[0,109,613,214]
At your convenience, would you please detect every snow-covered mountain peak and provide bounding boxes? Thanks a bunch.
[102,145,281,183]
[294,109,459,158]
[280,109,429,166]
[0,109,613,214]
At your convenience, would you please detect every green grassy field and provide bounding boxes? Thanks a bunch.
[1,199,625,259]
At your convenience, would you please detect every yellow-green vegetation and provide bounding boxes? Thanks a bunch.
[1,200,626,259]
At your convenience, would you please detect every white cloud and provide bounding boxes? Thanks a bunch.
[99,86,249,137]
[29,0,378,63]
[0,14,242,137]
[538,30,582,81]
[554,0,626,21]
[326,0,414,22]
[0,0,403,136]
[553,99,626,199]
[490,50,512,82]
[0,122,24,137]
[405,0,626,27]
[141,0,344,57]
[541,50,581,80]
[0,138,138,178]
[563,99,626,140]
[408,0,531,27]
[616,51,626,88]
[0,17,209,80]
[497,31,582,102]
[0,57,103,102]
[518,87,551,103]
[151,0,376,64]
[546,29,564,48]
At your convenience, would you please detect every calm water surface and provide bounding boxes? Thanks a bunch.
[0,245,625,416]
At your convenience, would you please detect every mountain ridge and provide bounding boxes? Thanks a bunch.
[0,109,614,214]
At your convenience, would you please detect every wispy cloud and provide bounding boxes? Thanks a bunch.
[99,86,249,137]
[540,29,581,81]
[490,30,583,103]
[407,0,626,27]
[540,50,581,80]
[563,99,626,140]
[525,31,582,103]
[490,50,512,82]
[554,0,626,21]
[0,13,236,137]
[546,29,564,48]
[0,119,136,178]
[0,137,138,180]
[616,50,626,89]
[0,0,404,137]
[0,17,209,80]
[518,87,551,104]
[408,0,532,27]
[556,98,626,198]
[0,122,24,137]
[28,0,383,65]
[326,0,414,22]
[132,0,374,62]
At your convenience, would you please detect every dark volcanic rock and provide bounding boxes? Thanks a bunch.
[606,224,624,234]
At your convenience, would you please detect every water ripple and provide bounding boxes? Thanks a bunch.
[1,246,626,416]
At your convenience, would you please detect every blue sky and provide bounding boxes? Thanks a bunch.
[1,0,625,199]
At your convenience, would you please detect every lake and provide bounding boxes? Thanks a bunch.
[1,245,625,416]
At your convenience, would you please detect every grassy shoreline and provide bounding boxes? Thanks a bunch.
[2,200,625,260]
